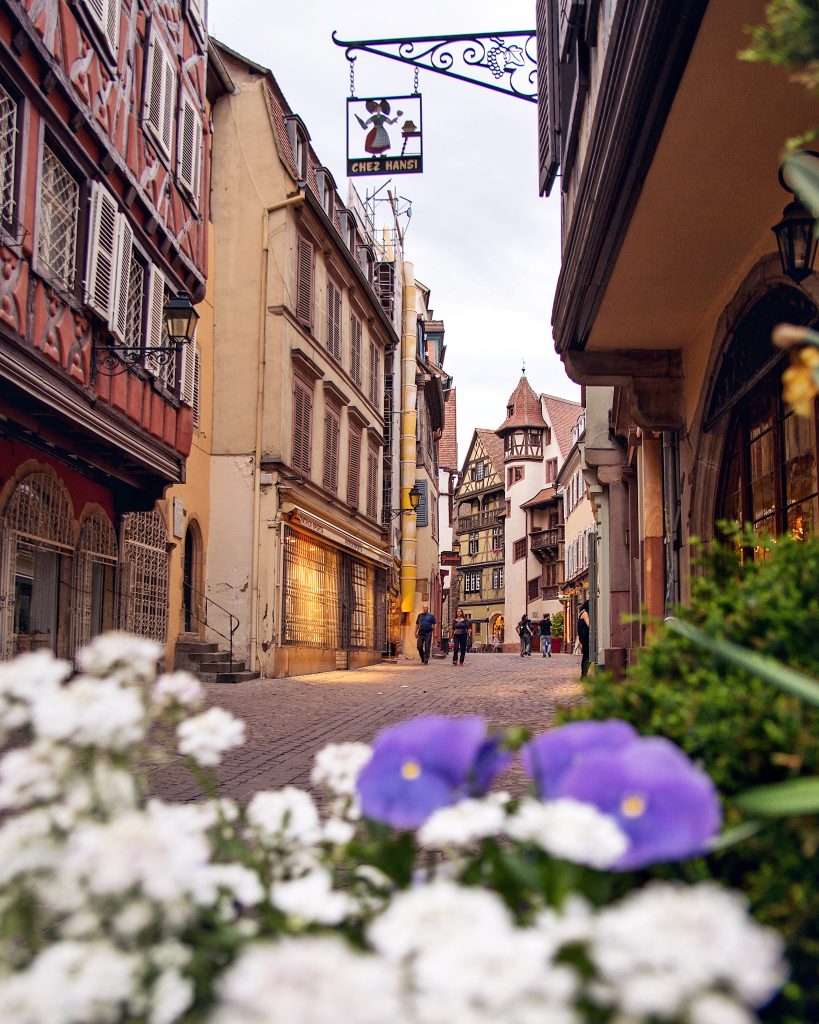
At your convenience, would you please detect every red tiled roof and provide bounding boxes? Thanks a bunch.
[521,485,558,509]
[497,376,547,431]
[439,388,458,471]
[476,428,504,476]
[542,394,582,457]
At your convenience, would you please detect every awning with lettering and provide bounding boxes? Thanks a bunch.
[285,507,393,568]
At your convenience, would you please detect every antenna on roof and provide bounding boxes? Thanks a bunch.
[522,358,526,376]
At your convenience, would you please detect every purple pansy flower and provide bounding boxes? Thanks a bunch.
[357,715,508,829]
[521,719,639,796]
[555,736,722,870]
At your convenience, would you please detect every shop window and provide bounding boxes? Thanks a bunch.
[37,145,80,292]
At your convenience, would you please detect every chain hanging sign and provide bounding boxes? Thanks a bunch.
[347,94,423,176]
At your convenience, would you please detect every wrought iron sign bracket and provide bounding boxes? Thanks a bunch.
[93,342,183,377]
[332,31,537,103]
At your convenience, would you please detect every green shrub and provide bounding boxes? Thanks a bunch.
[550,610,564,639]
[561,533,819,1024]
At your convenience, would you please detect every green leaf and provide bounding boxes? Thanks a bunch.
[710,819,765,851]
[782,151,819,222]
[736,776,819,817]
[665,618,819,707]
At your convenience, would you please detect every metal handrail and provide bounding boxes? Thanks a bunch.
[182,581,239,674]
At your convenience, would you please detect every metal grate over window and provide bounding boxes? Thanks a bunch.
[120,509,169,643]
[5,472,74,551]
[0,83,17,226]
[125,256,145,350]
[37,146,79,291]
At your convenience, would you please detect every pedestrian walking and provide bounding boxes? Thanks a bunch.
[539,613,552,657]
[577,600,591,677]
[516,614,534,657]
[414,603,436,664]
[451,607,471,666]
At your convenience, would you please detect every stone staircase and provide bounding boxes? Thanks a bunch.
[175,635,259,684]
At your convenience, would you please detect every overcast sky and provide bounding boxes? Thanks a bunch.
[208,0,579,459]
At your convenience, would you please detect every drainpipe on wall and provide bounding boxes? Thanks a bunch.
[400,262,418,622]
[661,430,681,612]
[249,192,304,674]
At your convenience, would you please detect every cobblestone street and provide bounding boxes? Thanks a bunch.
[150,652,586,802]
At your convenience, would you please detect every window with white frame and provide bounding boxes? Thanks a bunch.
[491,524,504,550]
[177,91,202,206]
[0,83,18,228]
[468,533,478,555]
[142,27,176,162]
[492,567,503,590]
[78,0,120,59]
[38,145,80,292]
[463,570,482,594]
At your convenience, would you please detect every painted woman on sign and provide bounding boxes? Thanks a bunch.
[355,99,403,155]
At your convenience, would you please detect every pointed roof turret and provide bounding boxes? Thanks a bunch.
[496,375,548,432]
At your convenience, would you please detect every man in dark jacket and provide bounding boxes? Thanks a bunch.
[415,604,436,664]
[539,613,552,657]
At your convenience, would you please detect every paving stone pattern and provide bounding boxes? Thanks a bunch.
[149,652,586,803]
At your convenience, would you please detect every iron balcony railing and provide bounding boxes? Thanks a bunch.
[530,525,565,551]
[456,509,504,533]
[183,581,239,673]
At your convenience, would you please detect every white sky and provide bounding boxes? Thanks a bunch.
[207,0,580,460]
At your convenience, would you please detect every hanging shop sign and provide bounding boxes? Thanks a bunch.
[347,95,423,177]
[440,551,462,566]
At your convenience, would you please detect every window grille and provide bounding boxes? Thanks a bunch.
[120,509,168,643]
[527,577,540,602]
[281,527,342,648]
[37,146,79,291]
[123,256,145,350]
[327,280,342,361]
[71,511,117,657]
[0,84,17,226]
[4,471,74,550]
[350,314,362,384]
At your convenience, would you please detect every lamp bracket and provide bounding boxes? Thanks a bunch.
[93,342,185,377]
[331,30,537,103]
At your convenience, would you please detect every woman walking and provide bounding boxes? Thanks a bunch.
[577,600,591,677]
[452,608,471,666]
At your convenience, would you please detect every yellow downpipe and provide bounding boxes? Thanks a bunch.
[400,261,418,614]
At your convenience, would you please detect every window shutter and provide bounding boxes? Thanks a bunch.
[180,335,196,408]
[192,341,201,426]
[536,0,561,196]
[110,214,133,343]
[415,478,428,527]
[85,182,119,323]
[350,314,362,385]
[368,343,380,406]
[177,92,202,204]
[143,30,175,162]
[323,408,340,492]
[296,237,313,326]
[186,0,207,43]
[81,0,119,58]
[347,427,361,507]
[293,382,312,473]
[366,445,378,520]
[145,264,166,376]
[327,280,341,360]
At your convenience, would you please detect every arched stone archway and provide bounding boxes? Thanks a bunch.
[182,517,204,635]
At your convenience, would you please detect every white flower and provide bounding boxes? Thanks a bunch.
[418,798,505,849]
[506,798,629,869]
[0,742,73,809]
[270,869,355,925]
[77,631,163,682]
[90,761,139,812]
[0,651,71,731]
[113,900,155,939]
[149,941,193,971]
[322,817,355,845]
[688,993,756,1024]
[0,808,59,884]
[150,969,195,1024]
[590,882,786,1017]
[192,863,264,908]
[61,800,211,905]
[177,707,245,767]
[209,936,403,1024]
[369,880,514,962]
[32,676,146,750]
[153,671,204,709]
[0,940,141,1024]
[534,895,596,952]
[245,787,321,847]
[311,742,372,795]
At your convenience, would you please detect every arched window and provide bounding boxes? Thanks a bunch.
[715,287,819,539]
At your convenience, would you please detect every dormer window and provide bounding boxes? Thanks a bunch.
[507,403,514,418]
[315,167,335,219]
[284,114,310,180]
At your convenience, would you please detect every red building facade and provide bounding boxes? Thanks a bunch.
[0,0,208,658]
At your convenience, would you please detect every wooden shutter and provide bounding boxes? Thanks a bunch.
[296,237,313,326]
[192,340,201,425]
[143,30,175,161]
[536,0,561,196]
[347,427,361,507]
[293,381,312,473]
[327,280,341,360]
[366,445,379,520]
[177,92,202,204]
[368,342,380,406]
[186,0,207,44]
[144,263,166,375]
[85,182,119,323]
[110,214,133,343]
[81,0,119,58]
[179,338,200,424]
[415,478,428,527]
[350,314,362,385]
[323,407,340,491]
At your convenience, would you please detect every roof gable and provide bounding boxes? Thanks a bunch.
[542,394,583,456]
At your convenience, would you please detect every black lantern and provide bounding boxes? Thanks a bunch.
[408,484,422,510]
[773,197,818,283]
[385,483,423,520]
[164,291,200,344]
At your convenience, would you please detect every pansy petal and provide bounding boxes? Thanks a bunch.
[521,719,639,796]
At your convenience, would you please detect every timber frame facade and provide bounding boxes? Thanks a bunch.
[0,0,207,659]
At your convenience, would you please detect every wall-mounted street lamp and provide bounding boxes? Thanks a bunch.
[774,158,819,283]
[94,291,200,375]
[384,483,422,521]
